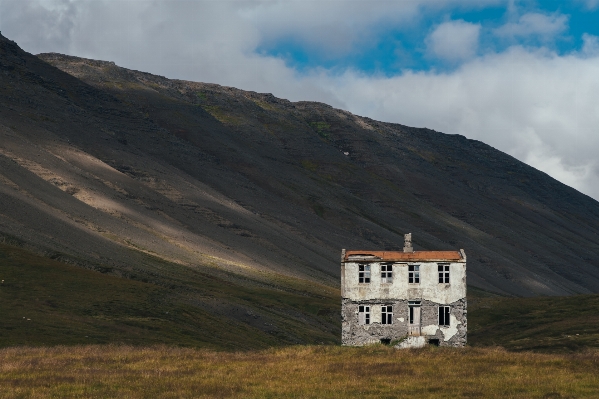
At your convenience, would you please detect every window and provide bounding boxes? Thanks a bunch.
[439,306,450,326]
[381,305,393,324]
[408,265,420,283]
[381,264,393,283]
[359,264,371,283]
[438,264,450,284]
[358,305,370,325]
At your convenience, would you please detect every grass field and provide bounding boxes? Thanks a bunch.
[1,345,598,398]
[3,243,599,397]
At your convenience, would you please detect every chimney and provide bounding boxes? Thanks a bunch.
[403,233,413,253]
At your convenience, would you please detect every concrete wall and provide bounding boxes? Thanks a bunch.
[341,261,466,304]
[341,259,467,347]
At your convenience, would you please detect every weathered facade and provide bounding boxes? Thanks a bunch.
[341,234,467,348]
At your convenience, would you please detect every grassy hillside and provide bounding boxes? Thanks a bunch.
[0,243,340,349]
[469,289,599,352]
[1,345,598,398]
[3,242,599,353]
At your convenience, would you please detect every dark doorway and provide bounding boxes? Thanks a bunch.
[428,339,440,346]
[380,338,391,345]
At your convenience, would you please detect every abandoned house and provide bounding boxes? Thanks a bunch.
[341,234,467,348]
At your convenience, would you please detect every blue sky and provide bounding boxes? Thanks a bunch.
[258,1,599,75]
[2,0,599,200]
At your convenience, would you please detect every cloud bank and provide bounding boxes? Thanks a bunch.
[427,20,481,62]
[2,0,599,200]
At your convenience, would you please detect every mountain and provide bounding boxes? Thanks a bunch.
[1,32,599,302]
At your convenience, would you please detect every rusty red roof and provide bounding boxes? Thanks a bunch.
[344,250,463,262]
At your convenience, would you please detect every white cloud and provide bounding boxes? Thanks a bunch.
[494,12,568,40]
[578,0,599,11]
[0,0,78,51]
[241,0,500,56]
[582,33,599,56]
[0,0,503,59]
[426,20,481,62]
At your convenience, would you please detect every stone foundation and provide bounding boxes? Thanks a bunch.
[341,298,467,347]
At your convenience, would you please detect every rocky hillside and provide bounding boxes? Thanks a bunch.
[1,33,599,297]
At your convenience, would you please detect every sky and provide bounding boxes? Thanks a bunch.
[2,0,599,200]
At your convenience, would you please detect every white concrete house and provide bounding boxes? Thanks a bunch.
[341,234,467,348]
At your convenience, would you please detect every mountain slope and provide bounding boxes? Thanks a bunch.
[1,33,599,297]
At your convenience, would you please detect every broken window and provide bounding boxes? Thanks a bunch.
[381,264,393,283]
[408,265,420,283]
[358,305,370,325]
[439,306,450,326]
[438,264,450,284]
[381,305,393,324]
[359,264,371,283]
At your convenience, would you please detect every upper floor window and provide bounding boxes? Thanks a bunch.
[408,265,420,284]
[381,264,393,283]
[439,306,450,326]
[381,305,393,324]
[359,264,371,283]
[438,264,450,284]
[358,305,370,325]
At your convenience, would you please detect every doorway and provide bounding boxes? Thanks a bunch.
[408,301,421,336]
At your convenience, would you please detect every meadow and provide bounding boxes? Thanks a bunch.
[3,243,599,398]
[1,345,598,398]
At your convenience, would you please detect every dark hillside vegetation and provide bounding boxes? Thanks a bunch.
[469,289,599,352]
[0,243,339,349]
[2,241,599,353]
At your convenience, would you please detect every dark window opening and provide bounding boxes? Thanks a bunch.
[359,305,370,325]
[439,306,450,326]
[359,264,371,283]
[381,264,393,283]
[408,265,420,284]
[438,264,450,284]
[380,338,391,345]
[381,305,393,324]
[428,339,440,346]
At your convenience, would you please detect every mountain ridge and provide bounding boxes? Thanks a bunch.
[1,33,599,298]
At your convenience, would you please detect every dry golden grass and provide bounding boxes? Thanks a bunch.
[1,345,598,398]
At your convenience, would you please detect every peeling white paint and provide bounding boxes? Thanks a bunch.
[342,262,466,304]
[341,248,467,347]
[421,324,439,336]
[398,336,426,348]
[441,314,461,341]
